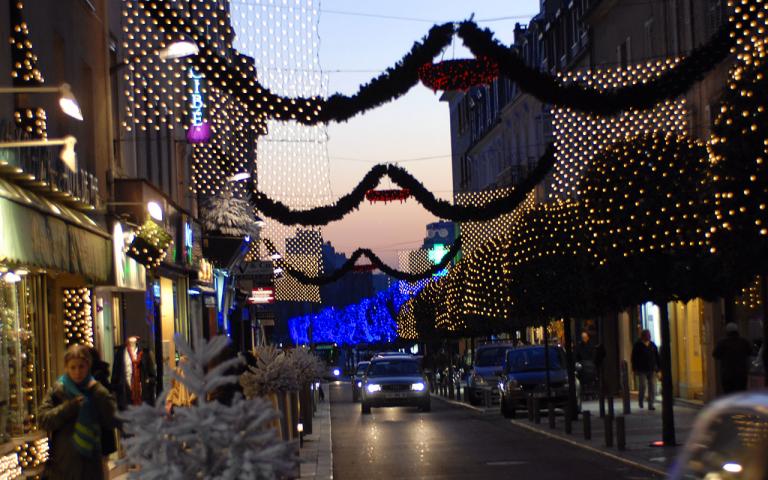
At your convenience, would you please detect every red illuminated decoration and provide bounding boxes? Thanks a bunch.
[352,264,377,273]
[418,57,499,92]
[365,188,411,204]
[247,287,275,304]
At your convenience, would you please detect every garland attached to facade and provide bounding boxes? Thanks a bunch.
[252,148,554,226]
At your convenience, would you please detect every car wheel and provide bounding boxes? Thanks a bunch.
[361,402,371,414]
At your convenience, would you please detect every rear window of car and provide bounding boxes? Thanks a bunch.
[506,348,564,372]
[368,360,421,377]
[475,347,509,367]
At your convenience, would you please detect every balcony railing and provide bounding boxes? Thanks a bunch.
[0,124,99,211]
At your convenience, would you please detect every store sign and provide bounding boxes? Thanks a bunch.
[186,69,210,143]
[113,222,147,291]
[184,222,194,265]
[247,287,275,304]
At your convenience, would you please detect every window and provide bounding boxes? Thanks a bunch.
[0,275,47,442]
[617,37,631,68]
[644,18,654,58]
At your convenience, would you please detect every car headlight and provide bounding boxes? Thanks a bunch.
[411,382,426,392]
[333,368,341,377]
[366,384,382,393]
[356,381,362,387]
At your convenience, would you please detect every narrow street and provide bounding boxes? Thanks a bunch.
[329,382,662,480]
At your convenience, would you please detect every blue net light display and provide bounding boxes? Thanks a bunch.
[288,280,429,345]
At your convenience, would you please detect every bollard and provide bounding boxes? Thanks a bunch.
[616,416,626,451]
[604,414,614,448]
[564,401,573,434]
[583,410,592,440]
[533,398,541,424]
[599,392,606,418]
[621,361,631,415]
[548,401,556,429]
[456,383,462,402]
[608,396,615,418]
[448,381,455,400]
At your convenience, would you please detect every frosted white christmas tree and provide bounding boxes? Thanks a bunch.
[120,335,297,479]
[200,189,258,237]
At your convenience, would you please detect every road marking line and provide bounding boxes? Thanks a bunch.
[433,395,490,413]
[507,419,668,477]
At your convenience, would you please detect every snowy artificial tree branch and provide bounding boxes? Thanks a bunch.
[119,335,297,480]
[200,190,259,237]
[240,346,301,398]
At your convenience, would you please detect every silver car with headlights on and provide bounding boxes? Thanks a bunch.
[361,356,430,414]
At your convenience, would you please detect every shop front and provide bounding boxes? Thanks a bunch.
[0,177,111,477]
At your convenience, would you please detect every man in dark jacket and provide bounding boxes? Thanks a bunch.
[575,331,597,387]
[631,329,660,410]
[713,323,753,394]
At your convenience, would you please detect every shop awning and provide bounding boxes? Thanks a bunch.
[0,178,111,282]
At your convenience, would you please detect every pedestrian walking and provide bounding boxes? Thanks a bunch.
[713,323,754,394]
[631,329,660,410]
[88,347,118,465]
[575,331,597,388]
[39,344,117,480]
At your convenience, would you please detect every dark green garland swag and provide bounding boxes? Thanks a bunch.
[266,237,462,285]
[140,0,735,124]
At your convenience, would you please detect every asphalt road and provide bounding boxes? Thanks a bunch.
[329,382,663,480]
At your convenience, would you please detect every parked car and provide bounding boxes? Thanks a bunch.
[351,361,370,402]
[361,356,430,414]
[467,343,515,405]
[373,351,410,359]
[498,345,580,418]
[670,391,768,479]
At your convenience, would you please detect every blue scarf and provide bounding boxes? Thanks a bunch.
[59,375,101,458]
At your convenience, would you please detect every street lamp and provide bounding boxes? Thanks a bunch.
[158,38,199,60]
[146,201,164,222]
[227,172,250,182]
[0,83,83,121]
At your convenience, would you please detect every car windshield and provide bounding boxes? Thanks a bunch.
[507,348,563,372]
[475,347,509,367]
[368,360,421,377]
[355,363,369,374]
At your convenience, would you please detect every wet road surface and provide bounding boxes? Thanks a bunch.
[329,382,663,480]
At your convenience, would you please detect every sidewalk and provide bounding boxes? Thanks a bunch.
[434,392,701,476]
[299,394,333,479]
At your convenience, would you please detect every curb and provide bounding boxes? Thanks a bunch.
[507,419,668,477]
[433,394,492,413]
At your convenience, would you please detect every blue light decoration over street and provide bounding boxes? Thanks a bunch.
[288,280,429,345]
[186,68,211,143]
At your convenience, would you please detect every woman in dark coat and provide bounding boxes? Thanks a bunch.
[39,344,116,480]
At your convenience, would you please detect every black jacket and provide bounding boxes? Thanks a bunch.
[91,359,118,455]
[631,340,660,373]
[111,345,157,409]
[713,333,753,379]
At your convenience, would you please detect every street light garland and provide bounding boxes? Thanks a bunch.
[138,0,735,124]
[251,149,554,226]
[265,237,462,285]
[709,0,768,283]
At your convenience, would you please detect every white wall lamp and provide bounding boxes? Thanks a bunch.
[158,38,199,60]
[0,83,83,121]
